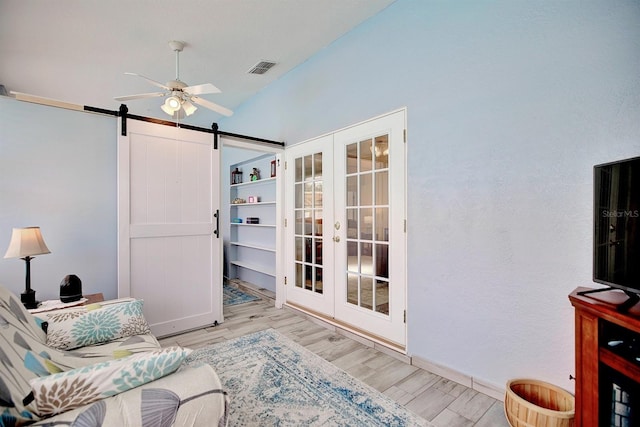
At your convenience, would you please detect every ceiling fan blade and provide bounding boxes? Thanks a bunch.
[191,96,233,117]
[114,92,167,101]
[124,72,170,90]
[183,83,221,95]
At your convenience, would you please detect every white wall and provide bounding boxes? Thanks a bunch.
[0,97,118,300]
[219,0,640,392]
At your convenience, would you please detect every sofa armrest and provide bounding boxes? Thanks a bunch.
[32,364,228,427]
[29,347,189,417]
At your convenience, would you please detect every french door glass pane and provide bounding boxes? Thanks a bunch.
[315,182,323,207]
[347,273,358,305]
[295,210,303,234]
[376,280,389,315]
[295,158,302,181]
[295,263,303,288]
[360,276,373,309]
[294,152,324,294]
[295,183,303,209]
[304,155,312,180]
[360,207,373,240]
[347,241,358,272]
[375,171,388,205]
[347,143,358,174]
[295,237,303,261]
[360,173,372,206]
[343,133,391,315]
[374,135,389,169]
[375,207,389,242]
[346,176,357,207]
[359,139,373,172]
[347,209,357,239]
[314,153,323,179]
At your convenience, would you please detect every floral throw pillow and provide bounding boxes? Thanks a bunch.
[44,300,151,350]
[29,346,189,416]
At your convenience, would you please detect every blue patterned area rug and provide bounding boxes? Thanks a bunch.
[183,329,430,426]
[223,284,260,306]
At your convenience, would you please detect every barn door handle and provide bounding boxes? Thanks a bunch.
[213,210,220,238]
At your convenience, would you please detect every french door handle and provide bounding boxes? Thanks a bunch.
[333,236,340,243]
[213,210,220,238]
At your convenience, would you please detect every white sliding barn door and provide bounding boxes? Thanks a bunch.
[118,119,222,337]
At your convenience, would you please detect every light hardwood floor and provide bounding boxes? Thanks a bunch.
[158,282,510,427]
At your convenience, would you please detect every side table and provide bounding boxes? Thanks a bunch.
[82,293,105,305]
[28,293,105,314]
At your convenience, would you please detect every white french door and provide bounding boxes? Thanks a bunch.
[284,135,335,316]
[117,119,222,337]
[285,110,406,349]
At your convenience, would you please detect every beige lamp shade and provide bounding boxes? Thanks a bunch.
[4,227,51,259]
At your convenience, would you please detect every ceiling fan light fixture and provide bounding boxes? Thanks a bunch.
[117,41,233,118]
[167,95,181,110]
[160,103,175,115]
[182,99,197,116]
[161,95,182,115]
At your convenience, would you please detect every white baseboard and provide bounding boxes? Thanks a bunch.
[411,355,505,401]
[282,302,506,401]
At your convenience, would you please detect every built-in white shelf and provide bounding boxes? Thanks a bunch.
[230,201,276,206]
[230,260,276,277]
[230,241,276,252]
[229,153,279,292]
[230,223,275,228]
[230,176,276,188]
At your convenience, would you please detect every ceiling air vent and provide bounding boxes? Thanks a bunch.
[247,60,277,75]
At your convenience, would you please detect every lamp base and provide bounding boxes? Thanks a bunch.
[21,289,39,309]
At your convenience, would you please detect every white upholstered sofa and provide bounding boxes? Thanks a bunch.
[0,284,228,426]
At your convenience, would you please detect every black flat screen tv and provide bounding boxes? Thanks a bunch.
[593,156,640,300]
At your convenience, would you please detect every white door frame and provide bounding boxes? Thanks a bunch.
[220,136,285,308]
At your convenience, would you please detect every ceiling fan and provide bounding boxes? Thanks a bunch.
[114,40,233,117]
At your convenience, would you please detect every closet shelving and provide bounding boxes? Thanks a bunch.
[228,154,278,290]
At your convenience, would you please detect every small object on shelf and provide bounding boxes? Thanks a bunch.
[231,167,243,184]
[231,218,243,223]
[250,168,260,181]
[247,195,260,203]
[271,159,276,177]
[246,217,260,224]
[232,198,246,204]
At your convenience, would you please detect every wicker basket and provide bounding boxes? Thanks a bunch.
[504,379,575,427]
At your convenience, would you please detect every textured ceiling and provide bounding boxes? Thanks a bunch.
[0,0,395,127]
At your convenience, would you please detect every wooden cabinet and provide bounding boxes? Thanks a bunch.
[569,287,640,426]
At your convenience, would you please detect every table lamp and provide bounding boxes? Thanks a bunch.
[4,227,51,309]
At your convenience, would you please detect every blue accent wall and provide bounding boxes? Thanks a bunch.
[219,0,640,392]
[0,97,118,300]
